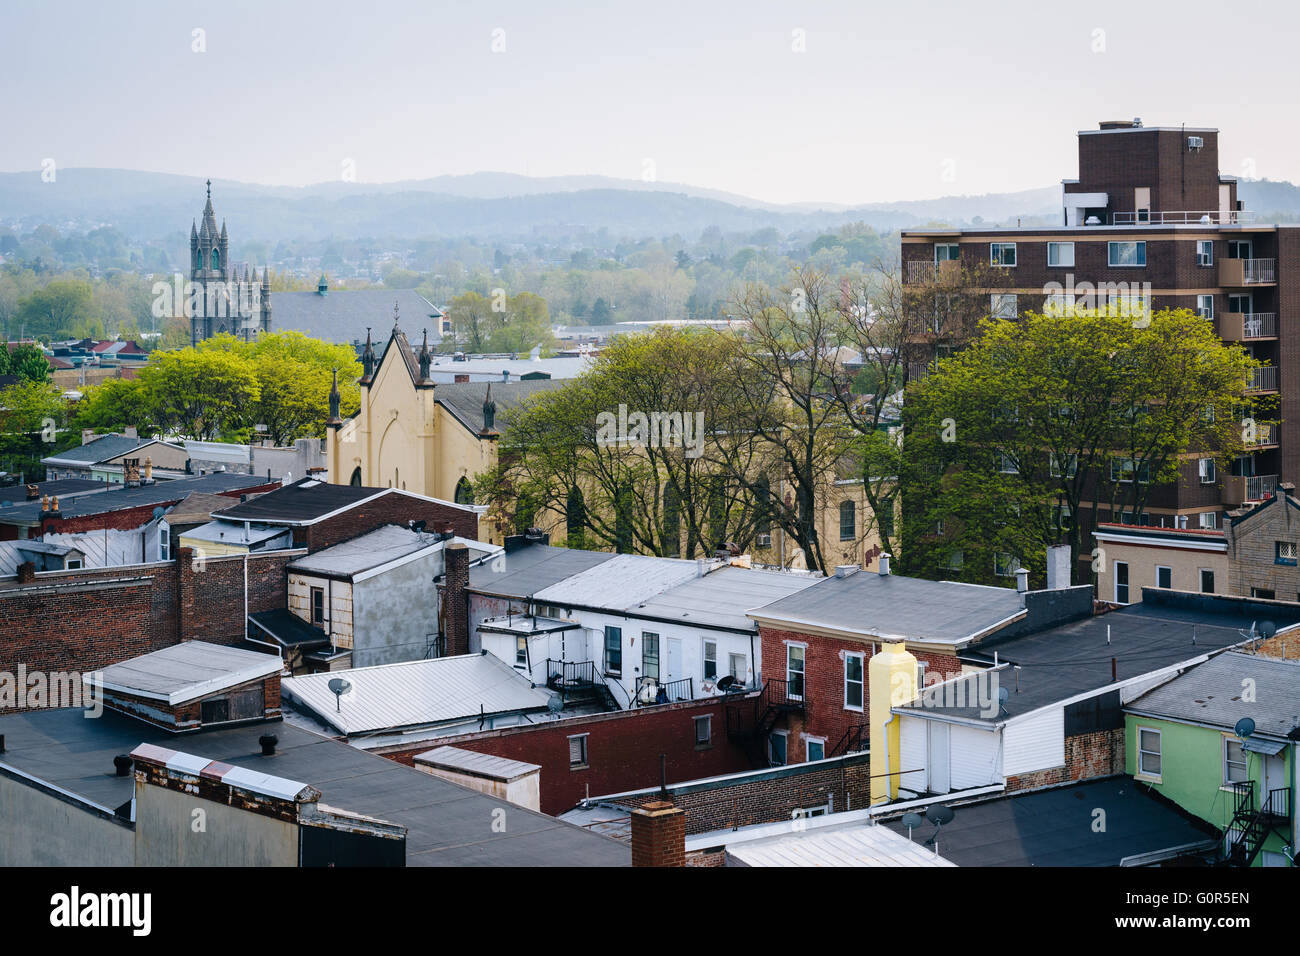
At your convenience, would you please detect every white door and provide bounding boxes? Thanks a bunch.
[928,722,951,793]
[666,638,683,699]
[1263,751,1287,811]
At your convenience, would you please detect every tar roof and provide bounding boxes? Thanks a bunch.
[0,472,269,525]
[749,571,1027,646]
[248,608,331,649]
[435,380,564,435]
[210,477,384,523]
[467,543,618,599]
[164,491,243,526]
[281,653,553,736]
[634,565,822,633]
[898,593,1300,724]
[95,641,281,705]
[879,777,1218,866]
[0,708,628,866]
[271,289,443,346]
[23,478,107,499]
[1126,651,1300,739]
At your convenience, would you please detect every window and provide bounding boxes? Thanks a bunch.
[1138,727,1162,778]
[604,625,622,675]
[990,242,1017,267]
[1197,295,1214,319]
[1047,241,1074,267]
[769,731,788,767]
[1200,568,1215,594]
[694,715,712,747]
[1055,502,1072,531]
[65,559,83,570]
[1114,561,1130,603]
[1277,542,1298,566]
[786,644,805,700]
[1043,291,1073,315]
[755,531,771,548]
[568,734,589,769]
[934,243,960,262]
[998,451,1019,474]
[844,652,864,711]
[310,587,325,625]
[703,640,717,681]
[945,550,964,571]
[642,632,660,680]
[990,293,1017,319]
[994,552,1019,577]
[1252,587,1276,600]
[1110,458,1150,483]
[1228,239,1253,259]
[1197,240,1213,266]
[728,653,746,683]
[1050,453,1077,478]
[1223,738,1248,785]
[806,738,826,762]
[515,635,528,667]
[158,525,170,561]
[1108,241,1147,266]
[1198,458,1217,484]
[1199,512,1218,530]
[839,500,856,541]
[1156,566,1172,589]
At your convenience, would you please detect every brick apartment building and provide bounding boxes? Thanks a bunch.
[902,120,1300,567]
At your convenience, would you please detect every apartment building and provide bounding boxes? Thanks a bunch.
[902,120,1300,558]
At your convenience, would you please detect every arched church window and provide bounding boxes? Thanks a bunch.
[211,249,220,270]
[349,467,362,486]
[455,477,474,504]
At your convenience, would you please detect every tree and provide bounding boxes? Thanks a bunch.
[15,279,93,339]
[899,307,1262,586]
[445,291,493,352]
[138,348,260,441]
[74,377,159,437]
[0,380,65,479]
[0,343,52,383]
[487,292,554,354]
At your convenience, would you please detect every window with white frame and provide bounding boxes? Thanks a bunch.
[703,639,717,681]
[1110,457,1150,483]
[805,737,825,762]
[1047,241,1074,267]
[934,243,960,262]
[1156,566,1172,589]
[990,293,1017,319]
[604,625,622,675]
[1223,737,1248,785]
[1199,512,1218,530]
[844,652,864,711]
[994,552,1019,577]
[1114,561,1130,603]
[694,715,712,747]
[1277,541,1298,566]
[568,734,589,769]
[990,242,1017,267]
[1108,240,1147,266]
[1197,294,1214,319]
[642,632,660,680]
[515,635,528,667]
[158,524,170,561]
[1043,291,1073,315]
[998,451,1019,474]
[1050,452,1077,477]
[946,550,964,571]
[728,652,746,682]
[1138,727,1162,777]
[1199,458,1217,484]
[1196,240,1213,266]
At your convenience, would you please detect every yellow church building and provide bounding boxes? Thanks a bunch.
[325,318,560,544]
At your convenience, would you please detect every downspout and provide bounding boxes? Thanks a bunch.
[243,553,249,642]
[877,712,898,804]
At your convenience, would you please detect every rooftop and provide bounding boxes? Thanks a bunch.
[414,746,541,783]
[466,542,618,599]
[1126,651,1300,740]
[633,564,822,633]
[0,707,628,866]
[280,652,554,737]
[40,433,156,466]
[749,570,1028,647]
[209,477,383,523]
[272,288,443,346]
[0,472,271,528]
[726,811,956,867]
[531,552,702,611]
[95,640,281,705]
[287,525,494,579]
[435,379,564,435]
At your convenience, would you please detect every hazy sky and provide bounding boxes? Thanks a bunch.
[4,0,1298,205]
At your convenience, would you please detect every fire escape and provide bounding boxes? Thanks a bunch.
[1224,781,1292,867]
[724,678,804,767]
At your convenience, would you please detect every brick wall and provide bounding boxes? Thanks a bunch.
[0,549,300,710]
[375,696,751,816]
[1004,727,1125,792]
[1227,493,1300,600]
[297,492,478,551]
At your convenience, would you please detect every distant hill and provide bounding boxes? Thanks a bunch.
[0,168,1295,243]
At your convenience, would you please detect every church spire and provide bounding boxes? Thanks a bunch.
[326,368,342,427]
[417,328,433,385]
[360,327,375,384]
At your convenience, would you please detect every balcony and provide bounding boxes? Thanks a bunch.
[1247,423,1279,449]
[906,259,961,283]
[1246,366,1279,394]
[1112,210,1256,225]
[1219,258,1276,286]
[1222,474,1277,506]
[1218,312,1277,341]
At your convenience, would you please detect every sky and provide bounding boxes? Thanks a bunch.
[4,0,1299,206]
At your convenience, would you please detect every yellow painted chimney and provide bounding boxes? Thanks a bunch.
[869,641,917,805]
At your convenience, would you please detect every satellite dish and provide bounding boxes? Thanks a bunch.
[924,804,954,846]
[327,677,352,713]
[997,686,1010,716]
[152,506,165,520]
[901,812,924,839]
[547,695,564,713]
[1259,621,1278,640]
[716,675,739,692]
[1235,717,1256,739]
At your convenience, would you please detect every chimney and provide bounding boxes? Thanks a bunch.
[16,562,36,584]
[443,542,470,656]
[24,484,38,501]
[1046,544,1071,590]
[878,553,891,576]
[123,425,137,439]
[630,800,686,867]
[81,429,95,445]
[1015,567,1029,593]
[143,457,154,482]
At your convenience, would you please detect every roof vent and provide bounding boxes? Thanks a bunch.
[113,754,132,777]
[878,554,891,576]
[834,565,860,579]
[259,733,278,756]
[1015,567,1030,592]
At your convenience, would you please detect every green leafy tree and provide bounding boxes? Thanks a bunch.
[138,348,260,441]
[0,343,53,383]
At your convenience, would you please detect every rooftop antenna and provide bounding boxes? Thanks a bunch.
[901,811,924,841]
[923,804,954,847]
[327,677,351,713]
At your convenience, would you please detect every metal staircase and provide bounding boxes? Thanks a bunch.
[1224,781,1292,867]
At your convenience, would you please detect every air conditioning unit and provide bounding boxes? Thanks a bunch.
[1188,135,1204,150]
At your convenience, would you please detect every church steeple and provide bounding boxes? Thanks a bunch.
[360,327,375,385]
[326,368,343,428]
[417,329,433,385]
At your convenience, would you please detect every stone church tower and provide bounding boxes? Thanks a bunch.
[189,180,272,344]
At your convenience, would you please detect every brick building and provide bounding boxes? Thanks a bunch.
[902,119,1300,562]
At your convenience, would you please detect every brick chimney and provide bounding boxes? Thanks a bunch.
[443,542,470,656]
[630,800,686,867]
[16,562,36,584]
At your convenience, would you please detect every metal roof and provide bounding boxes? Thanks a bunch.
[532,553,701,610]
[750,571,1028,646]
[271,289,443,346]
[879,777,1219,866]
[634,565,822,632]
[414,745,541,782]
[467,543,617,599]
[287,525,494,579]
[281,652,552,736]
[40,434,155,465]
[0,708,628,866]
[434,380,564,435]
[0,472,269,526]
[1126,651,1300,739]
[93,641,282,705]
[726,816,957,867]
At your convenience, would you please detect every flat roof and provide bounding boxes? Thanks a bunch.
[0,707,628,866]
[531,553,701,611]
[281,652,553,736]
[94,641,282,705]
[467,543,617,599]
[414,745,541,782]
[1126,650,1300,739]
[634,565,822,633]
[750,570,1027,646]
[898,592,1300,724]
[288,525,495,579]
[210,477,385,523]
[0,473,269,526]
[727,814,956,867]
[879,777,1218,866]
